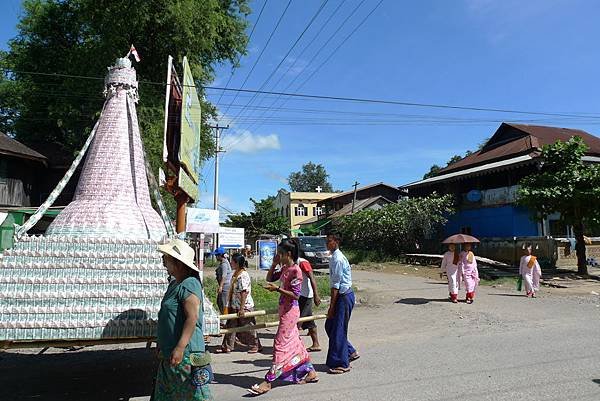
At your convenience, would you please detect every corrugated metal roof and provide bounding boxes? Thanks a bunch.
[437,123,600,175]
[404,155,535,188]
[0,132,47,164]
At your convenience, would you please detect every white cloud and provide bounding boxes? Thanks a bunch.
[221,130,281,153]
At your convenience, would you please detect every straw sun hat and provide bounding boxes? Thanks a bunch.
[157,238,198,272]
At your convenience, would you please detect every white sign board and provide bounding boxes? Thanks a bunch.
[481,185,519,206]
[219,227,245,249]
[186,208,220,233]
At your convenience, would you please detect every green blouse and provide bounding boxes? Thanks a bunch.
[157,276,205,358]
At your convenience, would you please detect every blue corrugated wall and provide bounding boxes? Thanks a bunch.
[444,205,539,237]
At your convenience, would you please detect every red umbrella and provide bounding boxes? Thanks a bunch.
[442,234,480,244]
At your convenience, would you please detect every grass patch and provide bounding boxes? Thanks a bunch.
[344,248,399,265]
[202,276,331,315]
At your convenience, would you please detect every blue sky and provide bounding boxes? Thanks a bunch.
[3,0,600,215]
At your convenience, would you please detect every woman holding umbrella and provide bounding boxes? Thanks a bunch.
[442,234,480,304]
[440,243,460,303]
[459,243,479,304]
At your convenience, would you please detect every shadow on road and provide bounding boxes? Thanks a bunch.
[394,297,449,305]
[0,346,156,401]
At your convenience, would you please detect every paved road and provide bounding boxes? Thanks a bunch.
[1,270,599,401]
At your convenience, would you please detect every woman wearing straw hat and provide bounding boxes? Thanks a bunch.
[154,238,213,401]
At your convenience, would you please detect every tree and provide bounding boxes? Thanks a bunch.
[0,0,251,215]
[518,137,600,275]
[288,162,334,192]
[222,196,288,241]
[423,164,443,179]
[337,194,455,255]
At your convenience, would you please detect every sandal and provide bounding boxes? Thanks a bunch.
[306,346,322,352]
[247,347,260,354]
[214,347,231,354]
[349,353,360,362]
[299,372,320,384]
[328,367,351,374]
[247,383,270,395]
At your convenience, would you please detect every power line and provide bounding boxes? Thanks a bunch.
[220,0,293,117]
[229,0,331,123]
[237,0,369,132]
[246,0,384,132]
[4,67,600,119]
[234,0,348,133]
[216,0,269,105]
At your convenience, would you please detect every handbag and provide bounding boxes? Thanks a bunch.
[516,276,523,292]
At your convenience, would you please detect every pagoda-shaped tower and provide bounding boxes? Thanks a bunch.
[0,58,218,344]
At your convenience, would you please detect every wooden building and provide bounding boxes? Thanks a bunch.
[0,132,47,207]
[402,123,600,238]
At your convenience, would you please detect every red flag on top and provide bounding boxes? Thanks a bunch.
[127,45,141,62]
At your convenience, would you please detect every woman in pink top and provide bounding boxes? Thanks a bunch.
[459,243,479,304]
[440,244,460,303]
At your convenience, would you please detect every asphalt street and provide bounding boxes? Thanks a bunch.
[1,270,599,401]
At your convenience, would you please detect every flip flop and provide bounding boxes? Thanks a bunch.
[328,367,351,374]
[214,347,231,354]
[306,346,322,352]
[349,353,360,362]
[247,384,270,395]
[299,375,320,384]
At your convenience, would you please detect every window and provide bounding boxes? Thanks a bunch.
[313,206,323,216]
[295,204,306,217]
[286,206,289,217]
[0,159,7,184]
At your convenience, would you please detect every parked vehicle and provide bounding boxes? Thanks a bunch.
[297,236,331,269]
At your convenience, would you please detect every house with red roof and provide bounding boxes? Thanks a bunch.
[402,123,600,238]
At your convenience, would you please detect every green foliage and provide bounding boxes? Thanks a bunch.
[518,137,600,226]
[423,164,443,179]
[222,196,288,240]
[0,0,250,212]
[422,138,489,179]
[288,162,334,192]
[518,136,600,275]
[203,275,329,314]
[337,194,455,256]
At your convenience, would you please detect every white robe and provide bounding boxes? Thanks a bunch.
[519,255,542,294]
[441,251,459,295]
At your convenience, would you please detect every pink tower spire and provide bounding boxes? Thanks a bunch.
[47,58,166,240]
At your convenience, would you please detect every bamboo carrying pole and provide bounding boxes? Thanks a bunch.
[218,309,271,321]
[220,314,327,334]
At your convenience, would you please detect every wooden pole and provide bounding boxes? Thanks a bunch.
[220,314,327,334]
[218,309,270,321]
[175,192,188,233]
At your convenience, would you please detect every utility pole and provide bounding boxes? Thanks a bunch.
[209,124,228,251]
[351,181,360,214]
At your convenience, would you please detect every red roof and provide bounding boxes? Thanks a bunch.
[439,123,600,174]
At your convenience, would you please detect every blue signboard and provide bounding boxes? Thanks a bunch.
[258,240,278,270]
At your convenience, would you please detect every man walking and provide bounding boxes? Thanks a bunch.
[325,233,359,374]
[213,247,232,315]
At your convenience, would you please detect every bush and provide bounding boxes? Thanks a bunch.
[336,194,454,257]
